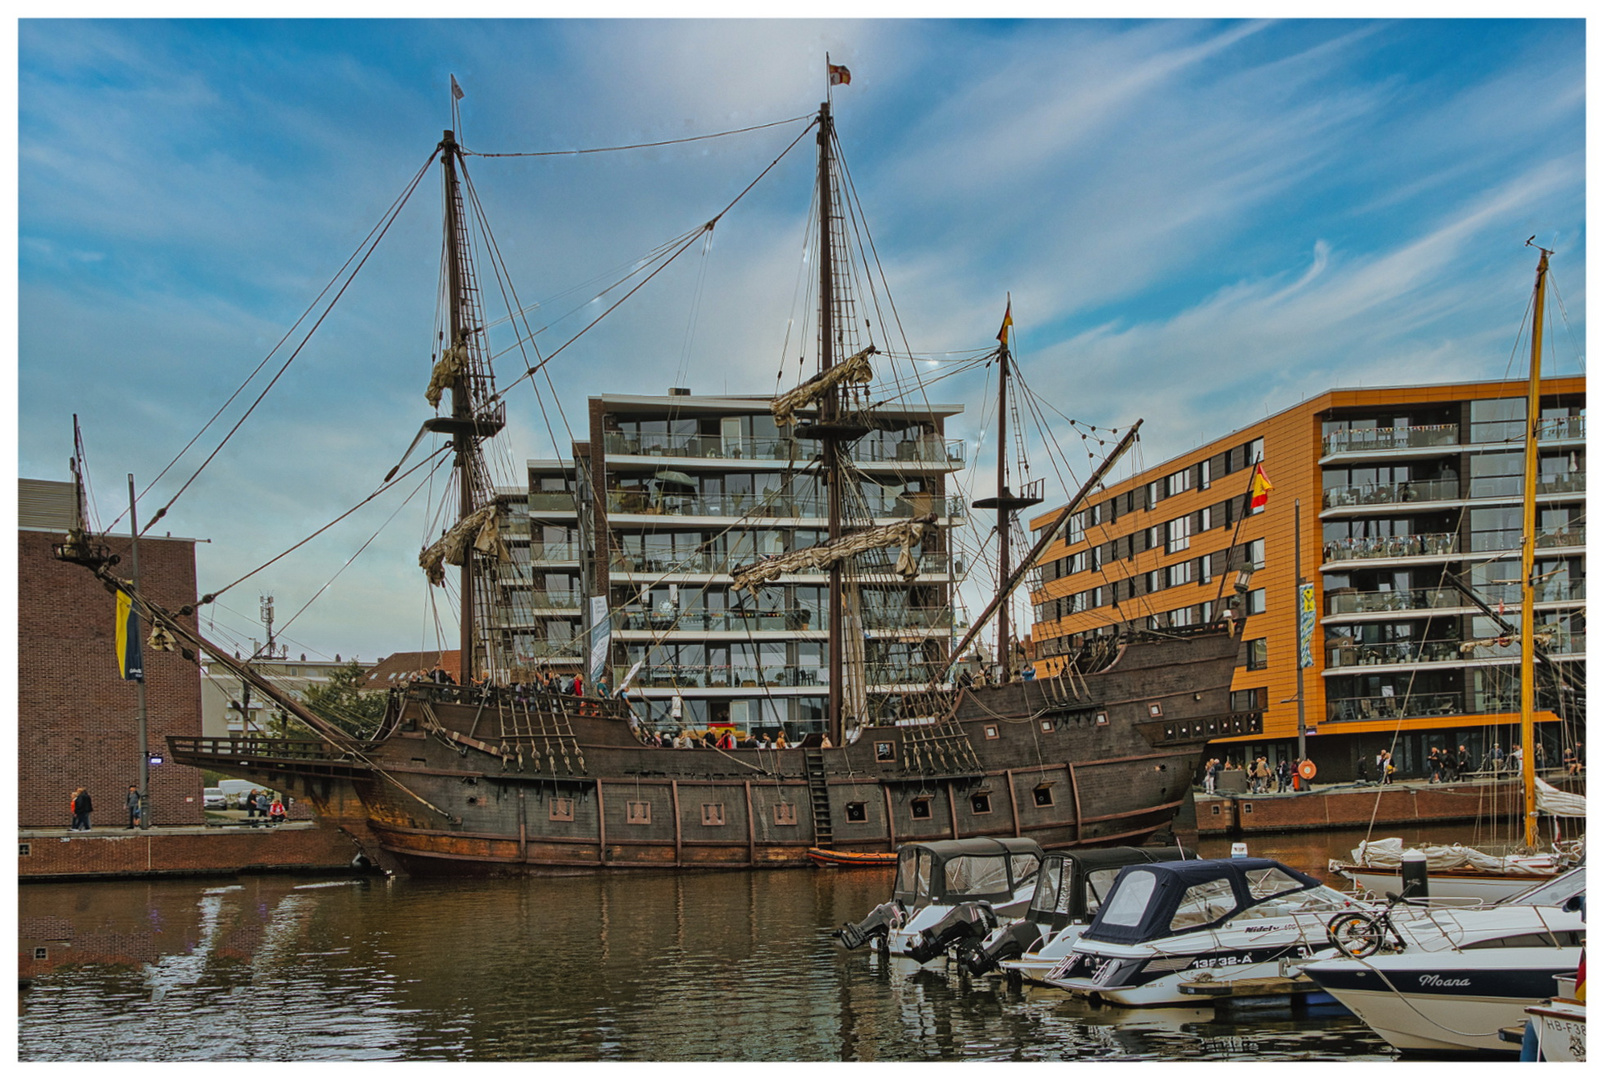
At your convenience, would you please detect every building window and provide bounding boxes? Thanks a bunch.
[1200,459,1212,490]
[1032,785,1055,807]
[1166,468,1192,497]
[1146,480,1160,506]
[1246,638,1268,671]
[1231,688,1263,712]
[549,798,575,822]
[911,797,933,820]
[970,792,993,815]
[1166,517,1192,554]
[1247,588,1267,615]
[1167,561,1193,588]
[701,803,726,827]
[626,800,652,825]
[773,803,798,826]
[845,802,867,822]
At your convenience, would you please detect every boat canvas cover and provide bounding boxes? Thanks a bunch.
[1027,846,1191,927]
[1080,858,1321,946]
[1340,837,1570,876]
[893,837,1043,907]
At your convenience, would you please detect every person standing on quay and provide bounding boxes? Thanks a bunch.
[255,791,270,819]
[126,785,142,828]
[71,787,94,831]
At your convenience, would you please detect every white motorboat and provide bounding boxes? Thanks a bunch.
[1043,857,1363,1006]
[833,837,1042,963]
[1524,974,1585,1062]
[1300,867,1586,1055]
[960,845,1190,979]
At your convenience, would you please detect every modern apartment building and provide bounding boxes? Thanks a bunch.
[1028,377,1586,782]
[496,389,968,737]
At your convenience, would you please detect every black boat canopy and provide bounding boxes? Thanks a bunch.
[1079,858,1322,946]
[892,837,1043,908]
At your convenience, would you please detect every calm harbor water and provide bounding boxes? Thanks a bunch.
[18,823,1500,1061]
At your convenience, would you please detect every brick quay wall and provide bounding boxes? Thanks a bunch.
[18,822,364,881]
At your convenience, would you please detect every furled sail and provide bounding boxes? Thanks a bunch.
[1536,776,1586,817]
[425,334,469,409]
[770,346,876,426]
[731,517,929,593]
[420,503,505,585]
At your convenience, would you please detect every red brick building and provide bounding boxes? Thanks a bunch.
[18,479,205,828]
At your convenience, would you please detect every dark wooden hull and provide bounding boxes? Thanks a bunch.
[170,625,1255,876]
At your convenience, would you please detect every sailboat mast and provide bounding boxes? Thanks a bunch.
[440,129,479,683]
[1519,246,1549,849]
[817,101,845,745]
[995,342,1012,677]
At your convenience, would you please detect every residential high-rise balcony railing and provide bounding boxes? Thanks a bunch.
[1325,586,1463,616]
[1321,423,1459,456]
[1322,532,1456,562]
[1322,478,1459,509]
[1326,692,1462,722]
[605,489,967,521]
[613,605,954,633]
[1329,639,1463,668]
[609,551,955,578]
[602,431,966,469]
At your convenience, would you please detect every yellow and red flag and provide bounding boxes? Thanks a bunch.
[1249,463,1274,510]
[997,301,1013,346]
[828,63,851,86]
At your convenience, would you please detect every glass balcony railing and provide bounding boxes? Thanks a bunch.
[1321,532,1456,562]
[1537,473,1587,495]
[1328,639,1463,668]
[613,606,953,633]
[1536,415,1586,441]
[602,431,965,469]
[1536,526,1586,549]
[530,543,583,562]
[609,551,956,578]
[1326,692,1461,722]
[604,489,967,520]
[614,663,825,689]
[1470,578,1586,607]
[1322,423,1459,456]
[1325,586,1463,615]
[1322,478,1458,509]
[528,492,578,512]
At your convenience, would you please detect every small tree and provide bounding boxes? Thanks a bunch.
[299,660,387,739]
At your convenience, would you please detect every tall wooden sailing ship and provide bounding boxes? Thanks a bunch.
[57,91,1257,875]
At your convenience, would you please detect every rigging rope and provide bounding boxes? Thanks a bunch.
[463,113,812,158]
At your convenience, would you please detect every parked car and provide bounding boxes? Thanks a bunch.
[203,787,226,810]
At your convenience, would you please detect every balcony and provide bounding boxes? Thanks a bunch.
[602,431,965,469]
[615,663,824,690]
[1328,639,1463,668]
[528,492,578,513]
[530,543,583,563]
[1321,532,1456,563]
[1322,478,1458,510]
[1324,586,1462,616]
[1536,415,1586,442]
[1321,423,1458,458]
[1326,692,1462,723]
[612,606,952,634]
[605,489,966,521]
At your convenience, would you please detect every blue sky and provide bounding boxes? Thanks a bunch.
[15,18,1586,663]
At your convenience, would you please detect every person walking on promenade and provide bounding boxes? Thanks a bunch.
[1379,750,1394,785]
[1275,758,1291,793]
[125,785,142,828]
[1202,758,1218,794]
[245,789,259,818]
[255,791,270,819]
[1427,747,1441,783]
[71,787,94,831]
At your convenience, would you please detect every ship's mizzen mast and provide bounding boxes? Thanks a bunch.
[429,129,505,682]
[972,306,1043,680]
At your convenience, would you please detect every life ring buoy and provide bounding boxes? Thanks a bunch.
[1298,760,1317,780]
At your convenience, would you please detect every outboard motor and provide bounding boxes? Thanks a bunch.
[833,900,905,951]
[906,901,998,965]
[957,919,1042,976]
